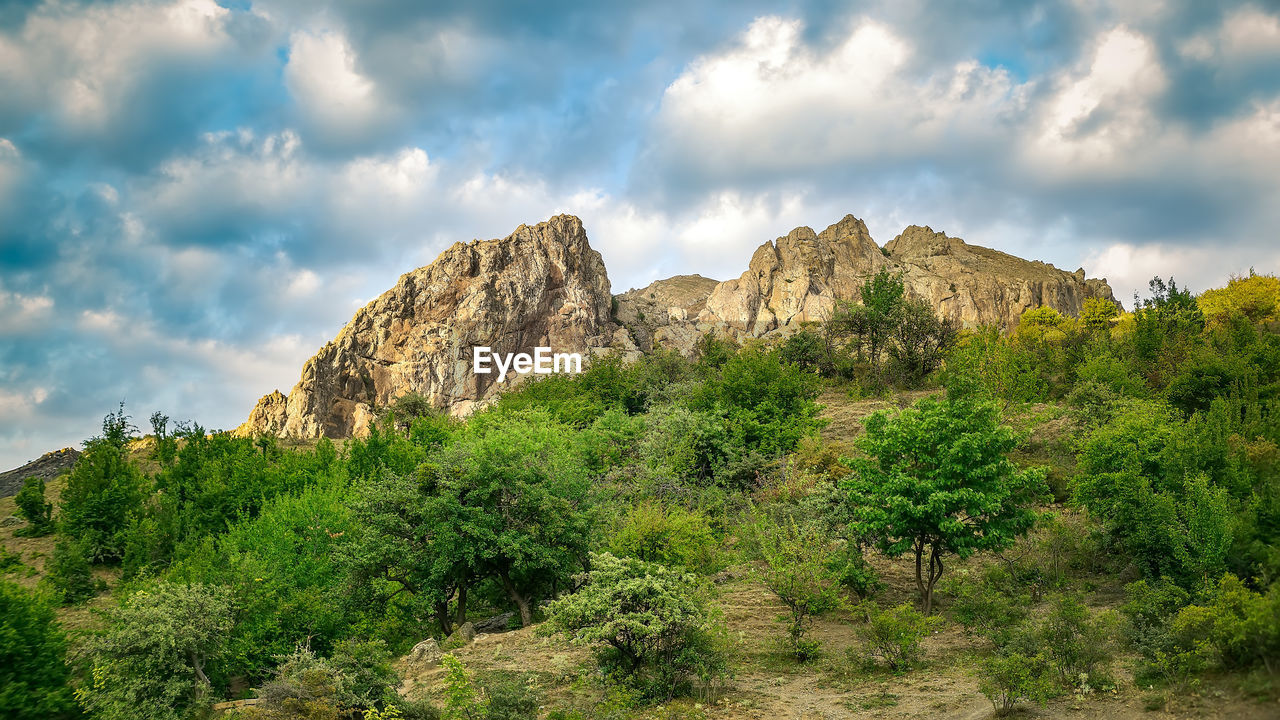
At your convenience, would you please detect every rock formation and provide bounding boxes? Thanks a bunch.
[613,216,1118,355]
[240,212,1117,438]
[238,215,620,438]
[0,447,80,498]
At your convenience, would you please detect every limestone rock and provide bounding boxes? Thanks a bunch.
[633,216,1117,350]
[407,638,441,668]
[445,621,476,648]
[237,215,617,438]
[613,274,720,353]
[886,225,1119,330]
[472,611,516,634]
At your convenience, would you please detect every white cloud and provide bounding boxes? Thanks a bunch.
[0,0,235,132]
[285,29,389,143]
[653,16,1026,177]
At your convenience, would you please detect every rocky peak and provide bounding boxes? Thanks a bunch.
[237,214,619,439]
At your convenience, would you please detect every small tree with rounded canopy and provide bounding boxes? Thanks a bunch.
[842,394,1048,613]
[80,582,233,720]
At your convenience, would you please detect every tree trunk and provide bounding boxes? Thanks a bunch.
[435,600,454,636]
[498,568,533,627]
[924,545,945,615]
[913,539,925,604]
[191,652,210,695]
[455,582,468,627]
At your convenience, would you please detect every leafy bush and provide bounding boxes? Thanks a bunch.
[1032,595,1117,689]
[80,582,234,720]
[246,640,409,719]
[545,552,729,699]
[941,569,1030,648]
[14,477,54,536]
[441,654,487,720]
[0,581,78,719]
[43,537,100,605]
[857,602,943,671]
[755,515,842,660]
[978,651,1054,714]
[479,671,542,720]
[608,503,722,574]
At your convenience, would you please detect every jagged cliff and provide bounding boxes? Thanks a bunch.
[241,213,1117,438]
[615,215,1117,354]
[238,215,621,438]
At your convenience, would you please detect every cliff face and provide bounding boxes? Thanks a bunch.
[238,215,620,438]
[612,216,1118,355]
[241,212,1118,438]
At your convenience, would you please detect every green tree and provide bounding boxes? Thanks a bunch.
[80,582,233,720]
[842,394,1048,613]
[60,405,145,563]
[756,515,842,660]
[43,538,99,605]
[14,477,54,536]
[0,581,79,719]
[545,552,728,699]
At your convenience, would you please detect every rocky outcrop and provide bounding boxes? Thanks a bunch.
[887,225,1118,330]
[239,212,1118,438]
[624,217,1117,353]
[238,215,619,438]
[0,447,80,498]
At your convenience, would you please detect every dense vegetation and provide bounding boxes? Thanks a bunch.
[1,269,1277,718]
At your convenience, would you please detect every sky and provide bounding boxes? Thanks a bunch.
[1,0,1279,467]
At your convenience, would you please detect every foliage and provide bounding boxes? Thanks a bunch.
[607,502,722,574]
[943,327,1046,407]
[1029,595,1117,689]
[857,601,943,671]
[43,537,100,605]
[545,552,728,699]
[441,654,488,720]
[59,405,146,563]
[1198,271,1280,325]
[978,651,1055,714]
[246,640,406,719]
[755,514,843,660]
[14,477,54,536]
[0,581,79,719]
[842,393,1048,612]
[79,582,234,720]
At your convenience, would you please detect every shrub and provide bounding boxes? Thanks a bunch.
[43,537,100,605]
[608,503,721,574]
[858,602,943,671]
[441,654,487,720]
[941,570,1030,648]
[978,651,1054,714]
[1031,595,1117,690]
[248,641,409,719]
[755,515,842,661]
[80,582,234,720]
[14,477,54,536]
[0,581,78,719]
[546,552,729,699]
[480,671,542,720]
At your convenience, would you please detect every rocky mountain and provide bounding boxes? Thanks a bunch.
[240,213,1117,438]
[238,215,621,438]
[615,215,1117,354]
